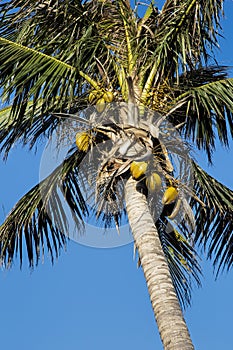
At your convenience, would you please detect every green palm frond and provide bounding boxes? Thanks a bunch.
[0,36,78,116]
[158,0,223,68]
[168,66,233,162]
[191,161,233,275]
[0,148,88,268]
[0,0,105,69]
[0,115,131,267]
[141,0,223,100]
[0,95,91,158]
[184,77,233,156]
[0,1,116,119]
[0,1,139,156]
[156,217,201,309]
[0,101,59,157]
[0,37,108,157]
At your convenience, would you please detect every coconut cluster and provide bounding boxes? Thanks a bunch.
[129,160,179,207]
[88,89,114,112]
[74,108,182,221]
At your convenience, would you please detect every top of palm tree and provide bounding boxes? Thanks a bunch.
[0,0,231,159]
[0,0,232,308]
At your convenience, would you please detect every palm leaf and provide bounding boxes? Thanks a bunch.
[0,36,77,112]
[158,0,223,68]
[156,217,201,309]
[0,117,130,267]
[0,100,59,157]
[0,35,80,154]
[0,148,88,268]
[0,0,105,69]
[0,38,107,157]
[191,161,233,275]
[141,0,223,100]
[0,1,139,156]
[0,95,90,158]
[168,66,233,162]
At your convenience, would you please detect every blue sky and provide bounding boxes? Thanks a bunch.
[0,2,233,350]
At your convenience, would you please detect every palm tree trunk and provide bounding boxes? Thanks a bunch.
[125,177,194,350]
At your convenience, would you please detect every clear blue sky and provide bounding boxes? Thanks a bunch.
[0,2,233,349]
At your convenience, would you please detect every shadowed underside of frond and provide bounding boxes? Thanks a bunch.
[191,161,233,275]
[0,149,88,267]
[155,219,202,309]
[167,67,233,162]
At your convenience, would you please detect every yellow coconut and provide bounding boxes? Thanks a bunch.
[96,97,106,113]
[146,173,162,192]
[75,132,90,152]
[103,91,114,103]
[130,161,148,179]
[88,90,99,103]
[88,92,96,104]
[89,89,104,103]
[162,186,178,205]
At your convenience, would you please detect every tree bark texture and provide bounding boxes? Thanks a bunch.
[125,177,194,350]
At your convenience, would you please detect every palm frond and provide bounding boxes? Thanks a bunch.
[156,218,201,309]
[191,161,233,275]
[0,101,63,157]
[0,2,114,118]
[0,36,108,157]
[168,66,233,162]
[0,0,103,69]
[159,0,223,67]
[0,148,88,268]
[141,0,223,99]
[0,36,78,117]
[0,1,138,156]
[0,114,132,267]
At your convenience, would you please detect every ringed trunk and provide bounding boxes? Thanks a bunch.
[125,177,194,350]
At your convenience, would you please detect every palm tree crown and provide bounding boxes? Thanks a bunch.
[0,1,233,349]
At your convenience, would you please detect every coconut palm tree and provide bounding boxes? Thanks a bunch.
[0,1,233,349]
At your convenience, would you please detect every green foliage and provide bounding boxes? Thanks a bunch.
[191,161,233,275]
[168,66,233,162]
[0,148,88,267]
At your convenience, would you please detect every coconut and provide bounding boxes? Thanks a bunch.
[75,132,90,152]
[130,161,148,179]
[162,186,178,205]
[103,91,114,103]
[96,98,106,113]
[146,173,162,192]
[88,90,103,103]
